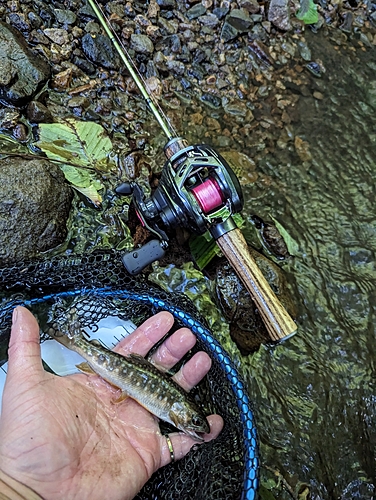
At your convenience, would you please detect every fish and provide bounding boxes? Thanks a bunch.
[52,329,210,441]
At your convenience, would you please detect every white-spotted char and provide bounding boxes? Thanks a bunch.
[53,331,210,440]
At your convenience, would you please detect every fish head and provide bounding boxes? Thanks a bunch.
[169,402,210,441]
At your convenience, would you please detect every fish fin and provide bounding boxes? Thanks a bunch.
[88,338,103,347]
[113,392,129,404]
[169,409,180,429]
[127,353,153,367]
[76,362,96,374]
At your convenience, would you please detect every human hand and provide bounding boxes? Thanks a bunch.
[0,306,223,500]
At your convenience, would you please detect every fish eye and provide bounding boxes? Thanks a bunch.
[192,416,204,427]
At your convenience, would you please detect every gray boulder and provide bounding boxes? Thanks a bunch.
[0,156,73,264]
[0,21,50,106]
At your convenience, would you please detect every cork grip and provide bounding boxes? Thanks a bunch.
[215,228,297,343]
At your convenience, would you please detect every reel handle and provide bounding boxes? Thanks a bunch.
[215,227,297,343]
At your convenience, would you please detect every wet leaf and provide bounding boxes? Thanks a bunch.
[36,119,111,206]
[296,0,318,24]
[60,165,92,188]
[73,185,102,207]
[270,217,299,256]
[37,119,112,168]
[258,485,277,500]
[189,214,245,269]
[0,133,29,156]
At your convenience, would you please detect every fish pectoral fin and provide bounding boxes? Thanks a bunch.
[76,362,96,374]
[113,392,129,404]
[169,409,180,429]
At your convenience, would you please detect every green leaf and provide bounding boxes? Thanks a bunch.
[60,165,92,188]
[296,0,318,24]
[258,485,277,500]
[189,214,245,270]
[36,119,112,168]
[72,185,102,207]
[190,234,219,270]
[270,217,299,256]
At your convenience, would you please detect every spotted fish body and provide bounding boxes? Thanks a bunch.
[54,332,210,440]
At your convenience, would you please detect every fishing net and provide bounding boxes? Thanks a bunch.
[0,250,259,499]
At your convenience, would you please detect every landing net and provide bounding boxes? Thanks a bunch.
[0,250,259,499]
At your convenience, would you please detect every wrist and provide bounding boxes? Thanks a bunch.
[0,469,43,500]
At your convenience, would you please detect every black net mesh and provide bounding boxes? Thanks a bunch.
[0,250,259,499]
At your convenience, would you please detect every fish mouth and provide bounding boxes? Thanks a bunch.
[181,428,205,442]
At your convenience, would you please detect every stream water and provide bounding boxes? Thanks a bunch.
[238,30,376,499]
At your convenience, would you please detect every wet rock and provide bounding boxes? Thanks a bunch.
[0,21,50,106]
[214,250,296,353]
[213,7,229,19]
[26,101,53,123]
[166,59,185,74]
[267,0,292,31]
[306,61,322,77]
[156,0,176,8]
[6,13,31,33]
[130,34,154,54]
[187,5,206,19]
[12,123,28,142]
[228,8,253,30]
[340,11,353,33]
[198,13,220,26]
[43,28,69,45]
[54,8,77,25]
[239,0,260,14]
[81,33,120,69]
[72,56,96,75]
[0,109,20,130]
[0,157,73,264]
[200,93,222,108]
[158,17,177,34]
[297,40,312,61]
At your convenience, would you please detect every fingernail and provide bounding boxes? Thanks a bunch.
[12,307,19,326]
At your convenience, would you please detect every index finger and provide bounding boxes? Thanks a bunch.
[113,311,174,356]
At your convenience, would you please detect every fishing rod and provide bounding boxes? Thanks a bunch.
[87,0,297,343]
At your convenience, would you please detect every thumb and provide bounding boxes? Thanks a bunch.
[6,306,44,380]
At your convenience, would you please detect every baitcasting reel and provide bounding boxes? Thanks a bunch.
[116,138,243,275]
[87,0,297,343]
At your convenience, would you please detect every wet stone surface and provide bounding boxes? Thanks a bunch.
[0,21,50,105]
[0,157,72,264]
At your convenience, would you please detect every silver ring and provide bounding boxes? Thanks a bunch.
[165,434,175,463]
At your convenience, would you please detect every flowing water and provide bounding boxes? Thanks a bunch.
[237,31,376,499]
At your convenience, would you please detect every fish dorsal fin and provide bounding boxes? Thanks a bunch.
[127,353,152,367]
[88,338,103,348]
